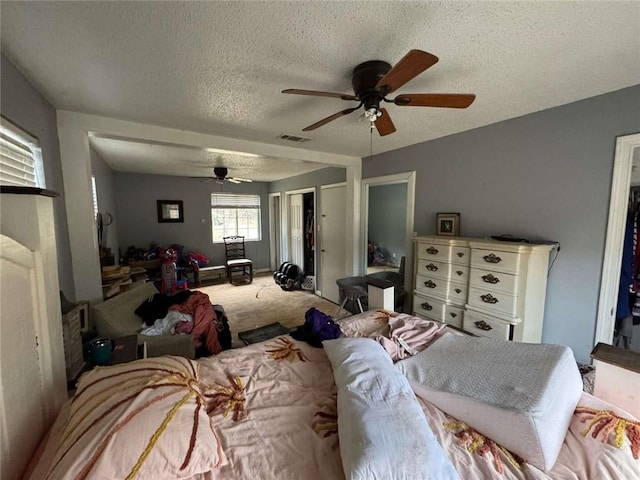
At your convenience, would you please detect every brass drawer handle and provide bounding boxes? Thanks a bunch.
[457,252,465,258]
[456,270,464,276]
[421,302,433,311]
[426,263,438,271]
[426,247,439,255]
[474,320,493,331]
[449,312,457,318]
[455,288,462,294]
[481,274,500,284]
[483,253,502,264]
[424,280,437,289]
[480,293,499,304]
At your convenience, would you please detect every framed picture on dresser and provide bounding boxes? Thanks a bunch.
[436,212,460,236]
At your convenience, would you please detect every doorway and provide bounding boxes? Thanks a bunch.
[596,133,640,349]
[286,188,316,285]
[320,183,346,303]
[268,193,281,271]
[361,172,416,309]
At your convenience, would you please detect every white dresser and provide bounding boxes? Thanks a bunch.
[413,236,552,343]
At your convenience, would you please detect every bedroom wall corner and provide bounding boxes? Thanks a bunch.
[0,54,75,300]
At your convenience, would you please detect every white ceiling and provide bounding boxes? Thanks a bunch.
[2,1,639,180]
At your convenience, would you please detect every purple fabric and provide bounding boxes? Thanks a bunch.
[304,308,341,340]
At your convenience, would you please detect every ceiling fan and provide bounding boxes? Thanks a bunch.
[202,167,252,184]
[282,49,475,136]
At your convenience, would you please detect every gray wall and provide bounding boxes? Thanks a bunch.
[90,148,120,264]
[0,54,75,299]
[269,166,346,277]
[363,85,640,363]
[114,173,270,269]
[269,167,346,195]
[368,183,407,266]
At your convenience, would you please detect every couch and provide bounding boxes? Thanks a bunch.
[92,282,195,359]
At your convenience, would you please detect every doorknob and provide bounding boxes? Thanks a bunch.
[321,249,326,252]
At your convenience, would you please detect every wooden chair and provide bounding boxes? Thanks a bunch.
[223,236,253,285]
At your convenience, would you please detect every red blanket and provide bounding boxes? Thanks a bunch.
[170,292,222,355]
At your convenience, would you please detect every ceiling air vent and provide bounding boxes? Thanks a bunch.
[278,133,311,143]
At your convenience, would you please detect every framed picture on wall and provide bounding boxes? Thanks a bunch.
[436,212,460,236]
[157,200,184,223]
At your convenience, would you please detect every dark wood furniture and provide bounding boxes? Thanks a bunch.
[223,235,253,285]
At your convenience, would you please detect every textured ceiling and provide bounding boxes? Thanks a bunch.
[2,1,639,178]
[89,135,325,182]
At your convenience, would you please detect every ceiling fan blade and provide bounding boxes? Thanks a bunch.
[282,89,358,102]
[376,50,439,95]
[302,106,361,131]
[230,177,253,183]
[393,93,476,108]
[374,108,396,136]
[226,178,241,184]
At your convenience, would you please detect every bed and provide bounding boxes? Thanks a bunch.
[25,311,640,480]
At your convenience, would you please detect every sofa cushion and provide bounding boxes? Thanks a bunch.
[396,333,583,471]
[92,282,158,337]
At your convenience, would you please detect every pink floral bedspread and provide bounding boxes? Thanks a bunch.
[27,311,639,479]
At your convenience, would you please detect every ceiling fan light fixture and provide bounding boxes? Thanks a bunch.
[363,108,381,122]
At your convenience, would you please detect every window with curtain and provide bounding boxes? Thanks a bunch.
[211,193,261,242]
[0,117,45,187]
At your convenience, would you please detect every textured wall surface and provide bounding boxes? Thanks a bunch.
[363,85,640,363]
[115,173,271,269]
[0,54,74,299]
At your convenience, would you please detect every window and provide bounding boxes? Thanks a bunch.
[0,117,45,187]
[211,193,261,242]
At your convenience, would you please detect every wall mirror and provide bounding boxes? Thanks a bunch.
[157,200,184,223]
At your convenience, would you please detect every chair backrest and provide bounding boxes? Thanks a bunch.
[223,236,247,260]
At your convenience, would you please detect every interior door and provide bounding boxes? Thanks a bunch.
[320,185,346,303]
[289,193,304,268]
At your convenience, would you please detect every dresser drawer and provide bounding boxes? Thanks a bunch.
[467,286,518,317]
[468,268,520,295]
[416,259,469,282]
[443,304,464,328]
[471,248,522,274]
[413,293,445,320]
[416,275,467,303]
[463,310,511,340]
[416,242,470,265]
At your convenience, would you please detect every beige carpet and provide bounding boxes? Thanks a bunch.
[196,273,338,347]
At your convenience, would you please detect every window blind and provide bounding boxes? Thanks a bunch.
[0,119,43,187]
[211,193,260,208]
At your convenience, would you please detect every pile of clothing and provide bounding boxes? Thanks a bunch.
[134,290,231,356]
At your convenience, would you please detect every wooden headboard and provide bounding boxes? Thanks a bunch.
[0,189,67,480]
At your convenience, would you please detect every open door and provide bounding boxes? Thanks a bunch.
[320,183,346,303]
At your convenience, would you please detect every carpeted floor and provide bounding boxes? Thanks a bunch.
[196,273,338,347]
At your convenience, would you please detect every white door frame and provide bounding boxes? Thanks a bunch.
[595,133,640,345]
[268,192,281,271]
[320,182,347,298]
[284,187,316,274]
[361,172,416,306]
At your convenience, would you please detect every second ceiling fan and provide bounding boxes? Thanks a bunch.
[202,167,252,184]
[282,49,475,136]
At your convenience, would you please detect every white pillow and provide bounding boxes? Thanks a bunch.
[396,334,582,471]
[323,337,458,480]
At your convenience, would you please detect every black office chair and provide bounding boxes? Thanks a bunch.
[223,236,253,285]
